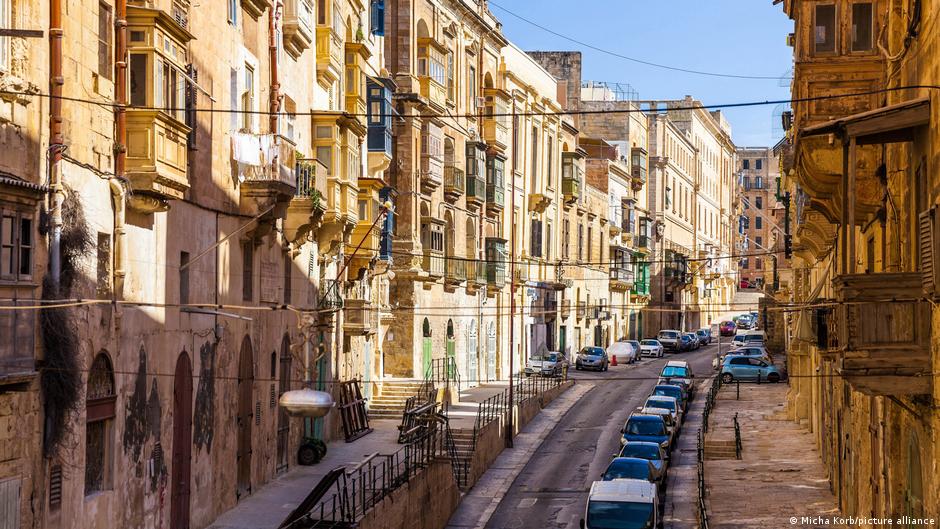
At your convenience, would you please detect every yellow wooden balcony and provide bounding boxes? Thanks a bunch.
[125,109,190,211]
[282,0,314,58]
[316,26,343,85]
[419,76,447,111]
[483,88,511,152]
[609,267,635,292]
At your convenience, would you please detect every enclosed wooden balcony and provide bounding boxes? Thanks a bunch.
[466,174,485,207]
[444,256,467,287]
[609,267,635,292]
[423,249,445,279]
[126,110,190,211]
[420,122,444,193]
[282,0,314,58]
[343,299,376,336]
[316,26,343,85]
[829,272,932,396]
[465,260,487,291]
[444,166,465,201]
[483,88,511,152]
[417,37,448,111]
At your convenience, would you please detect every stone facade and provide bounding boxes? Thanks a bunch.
[777,0,939,522]
[736,147,780,287]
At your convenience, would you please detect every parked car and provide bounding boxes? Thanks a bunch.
[600,457,661,487]
[682,333,699,350]
[525,351,568,377]
[638,406,678,443]
[644,395,682,427]
[581,479,660,529]
[695,328,712,345]
[731,330,766,348]
[625,341,643,362]
[719,320,737,336]
[656,330,681,352]
[640,339,664,358]
[720,355,782,383]
[617,441,668,482]
[712,346,770,370]
[658,361,694,396]
[620,414,671,451]
[651,384,687,412]
[608,341,639,364]
[576,346,609,371]
[677,334,695,352]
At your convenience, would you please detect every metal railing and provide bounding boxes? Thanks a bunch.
[733,413,742,459]
[284,417,448,528]
[428,357,461,393]
[697,428,709,529]
[702,376,720,434]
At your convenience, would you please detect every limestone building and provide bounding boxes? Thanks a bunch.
[736,146,780,288]
[777,0,938,520]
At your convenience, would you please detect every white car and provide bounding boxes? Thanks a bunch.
[644,395,683,427]
[582,479,660,529]
[639,339,664,358]
[608,341,639,364]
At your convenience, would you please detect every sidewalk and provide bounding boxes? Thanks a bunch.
[663,382,709,529]
[703,382,844,528]
[207,381,546,529]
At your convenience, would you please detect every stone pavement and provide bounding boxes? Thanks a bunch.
[207,381,545,529]
[663,381,710,529]
[704,381,844,529]
[445,381,593,529]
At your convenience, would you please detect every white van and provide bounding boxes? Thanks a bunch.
[731,330,766,348]
[580,479,659,529]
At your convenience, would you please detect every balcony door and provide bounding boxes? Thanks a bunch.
[421,318,432,377]
[486,322,497,381]
[467,323,478,387]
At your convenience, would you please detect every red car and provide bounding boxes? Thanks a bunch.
[719,321,737,336]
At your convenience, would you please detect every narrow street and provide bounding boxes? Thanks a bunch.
[478,344,720,529]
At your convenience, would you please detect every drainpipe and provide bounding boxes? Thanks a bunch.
[112,0,127,301]
[48,0,64,290]
[269,2,281,134]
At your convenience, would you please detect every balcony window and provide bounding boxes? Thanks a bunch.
[467,142,486,180]
[417,40,446,87]
[85,352,115,495]
[367,79,392,155]
[530,219,543,258]
[631,148,647,182]
[851,2,873,52]
[486,155,504,188]
[0,211,33,281]
[421,218,444,253]
[814,4,837,54]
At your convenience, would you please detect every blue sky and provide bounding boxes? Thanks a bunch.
[490,0,794,147]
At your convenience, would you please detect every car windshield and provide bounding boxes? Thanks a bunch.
[602,460,650,481]
[620,444,661,460]
[587,501,654,529]
[696,330,706,336]
[660,366,690,378]
[641,340,658,346]
[547,353,558,362]
[580,348,603,357]
[626,419,666,436]
[646,398,676,412]
[652,387,681,400]
[659,331,678,338]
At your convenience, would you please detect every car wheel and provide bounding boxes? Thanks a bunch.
[768,372,781,383]
[721,373,734,384]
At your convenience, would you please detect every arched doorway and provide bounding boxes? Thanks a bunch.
[486,322,497,381]
[276,335,292,474]
[446,319,456,379]
[421,318,432,377]
[237,336,253,499]
[171,352,193,529]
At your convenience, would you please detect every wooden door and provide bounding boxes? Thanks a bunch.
[276,335,291,474]
[467,324,478,387]
[237,336,253,499]
[171,352,193,529]
[486,323,496,381]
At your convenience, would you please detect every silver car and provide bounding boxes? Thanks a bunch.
[525,351,568,377]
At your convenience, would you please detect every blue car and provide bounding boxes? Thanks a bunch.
[618,441,667,482]
[720,355,781,383]
[620,414,671,452]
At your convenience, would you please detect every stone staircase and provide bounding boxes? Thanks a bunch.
[367,380,426,420]
[704,437,739,460]
[446,428,476,490]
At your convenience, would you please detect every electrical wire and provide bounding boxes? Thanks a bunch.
[488,1,790,81]
[2,85,939,120]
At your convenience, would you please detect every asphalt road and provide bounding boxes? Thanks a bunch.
[482,342,722,529]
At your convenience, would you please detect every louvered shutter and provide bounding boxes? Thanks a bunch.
[919,207,935,294]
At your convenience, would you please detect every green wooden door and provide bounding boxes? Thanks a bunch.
[422,338,432,376]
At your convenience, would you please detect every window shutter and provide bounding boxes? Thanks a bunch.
[186,64,198,150]
[919,207,936,294]
[230,68,238,131]
[371,0,385,37]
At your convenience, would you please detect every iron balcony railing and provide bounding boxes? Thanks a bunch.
[466,260,487,285]
[445,257,467,282]
[444,166,465,196]
[295,158,329,202]
[423,249,445,277]
[320,279,344,310]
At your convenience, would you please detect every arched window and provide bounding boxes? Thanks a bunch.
[423,318,432,338]
[447,319,455,339]
[85,352,115,494]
